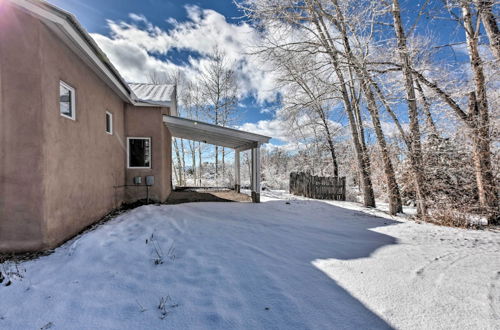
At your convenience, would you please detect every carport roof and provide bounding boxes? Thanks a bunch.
[163,115,271,151]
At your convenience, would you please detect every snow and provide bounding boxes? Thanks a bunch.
[1,191,499,329]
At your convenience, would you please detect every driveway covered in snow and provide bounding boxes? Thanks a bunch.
[1,193,499,329]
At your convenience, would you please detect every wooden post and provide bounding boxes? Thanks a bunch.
[341,177,346,201]
[234,150,240,193]
[251,146,261,203]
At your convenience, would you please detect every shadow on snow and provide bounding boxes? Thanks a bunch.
[0,199,400,329]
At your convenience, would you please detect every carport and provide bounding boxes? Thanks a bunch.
[163,115,271,203]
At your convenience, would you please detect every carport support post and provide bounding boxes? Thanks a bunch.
[251,146,261,203]
[234,150,240,193]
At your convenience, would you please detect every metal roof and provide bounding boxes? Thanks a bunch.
[129,83,175,107]
[163,115,271,151]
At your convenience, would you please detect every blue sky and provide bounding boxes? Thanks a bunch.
[47,0,277,139]
[47,0,242,33]
[46,0,472,148]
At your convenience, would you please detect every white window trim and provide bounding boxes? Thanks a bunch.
[105,111,113,135]
[59,80,76,120]
[127,137,152,169]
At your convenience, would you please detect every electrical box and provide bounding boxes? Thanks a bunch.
[146,176,155,186]
[133,176,142,185]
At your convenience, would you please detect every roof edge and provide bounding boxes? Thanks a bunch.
[9,0,179,112]
[163,115,272,144]
[10,0,133,100]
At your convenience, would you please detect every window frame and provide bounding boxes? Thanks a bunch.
[59,80,76,120]
[127,137,152,169]
[105,111,113,135]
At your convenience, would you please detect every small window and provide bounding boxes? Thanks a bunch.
[59,81,76,120]
[127,137,151,169]
[105,111,113,135]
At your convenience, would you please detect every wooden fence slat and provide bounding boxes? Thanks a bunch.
[289,172,346,201]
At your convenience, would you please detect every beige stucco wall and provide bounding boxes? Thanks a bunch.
[0,4,172,252]
[0,4,46,252]
[38,14,129,248]
[124,105,172,203]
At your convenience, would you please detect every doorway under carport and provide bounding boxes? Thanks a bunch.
[163,115,271,202]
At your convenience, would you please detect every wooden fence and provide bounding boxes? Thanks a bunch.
[289,172,346,201]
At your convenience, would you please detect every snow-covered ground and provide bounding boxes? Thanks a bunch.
[1,191,499,329]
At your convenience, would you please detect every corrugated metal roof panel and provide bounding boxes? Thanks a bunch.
[129,83,175,106]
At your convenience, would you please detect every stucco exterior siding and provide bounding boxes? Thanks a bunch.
[0,6,46,251]
[38,15,128,248]
[0,3,173,252]
[124,104,172,203]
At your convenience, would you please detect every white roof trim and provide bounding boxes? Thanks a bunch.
[9,0,174,110]
[163,115,271,151]
[10,0,132,101]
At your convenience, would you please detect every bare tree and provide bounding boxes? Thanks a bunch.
[180,80,207,185]
[461,0,498,217]
[388,0,428,216]
[309,0,403,213]
[393,1,500,220]
[240,0,377,208]
[199,47,239,184]
[239,0,498,222]
[269,50,341,176]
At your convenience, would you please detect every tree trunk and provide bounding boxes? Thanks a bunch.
[361,78,403,215]
[391,0,427,216]
[215,145,219,184]
[414,78,439,138]
[308,5,376,208]
[190,141,197,185]
[222,147,226,181]
[468,92,498,220]
[180,139,186,186]
[347,98,376,208]
[172,160,179,187]
[349,68,376,207]
[318,112,339,177]
[173,138,183,186]
[214,109,219,184]
[463,3,498,218]
[198,142,203,186]
[475,0,500,61]
[316,0,402,214]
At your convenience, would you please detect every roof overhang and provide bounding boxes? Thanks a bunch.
[129,83,177,115]
[163,115,271,151]
[9,0,175,110]
[10,0,133,101]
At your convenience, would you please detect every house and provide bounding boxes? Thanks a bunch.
[0,0,270,253]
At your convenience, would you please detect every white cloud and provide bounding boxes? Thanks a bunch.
[237,114,342,146]
[238,118,290,142]
[128,13,148,23]
[92,34,181,83]
[90,6,278,102]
